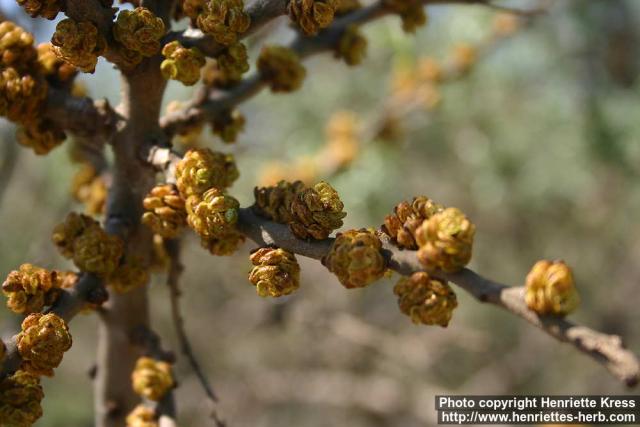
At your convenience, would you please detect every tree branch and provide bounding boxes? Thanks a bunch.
[236,208,640,387]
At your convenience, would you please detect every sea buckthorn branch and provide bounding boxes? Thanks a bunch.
[165,0,289,58]
[164,238,225,426]
[158,0,497,136]
[235,208,640,387]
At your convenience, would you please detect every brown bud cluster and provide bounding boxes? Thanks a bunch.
[393,272,457,326]
[70,164,108,215]
[0,371,44,426]
[211,109,245,143]
[142,184,187,238]
[114,7,166,58]
[415,207,475,272]
[36,42,78,84]
[249,247,300,297]
[200,230,245,256]
[132,357,174,401]
[17,119,66,156]
[186,187,240,240]
[175,148,239,197]
[52,212,124,276]
[383,0,427,33]
[524,260,579,316]
[335,25,367,66]
[2,264,64,315]
[108,256,150,294]
[257,45,306,93]
[51,19,106,73]
[253,180,306,224]
[323,229,386,288]
[126,404,158,427]
[181,0,207,21]
[0,67,47,124]
[197,0,251,46]
[16,0,64,20]
[161,41,206,86]
[382,196,443,250]
[289,181,346,240]
[17,313,72,377]
[215,43,249,85]
[0,22,37,71]
[288,0,338,36]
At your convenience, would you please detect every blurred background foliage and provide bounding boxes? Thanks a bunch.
[1,0,640,425]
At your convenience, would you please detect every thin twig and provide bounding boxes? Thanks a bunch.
[164,238,226,427]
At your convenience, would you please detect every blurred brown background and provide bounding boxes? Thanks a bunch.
[1,0,639,425]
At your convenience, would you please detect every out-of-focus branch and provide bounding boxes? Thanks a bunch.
[164,238,225,427]
[235,208,640,387]
[43,88,122,139]
[164,0,288,58]
[159,0,501,136]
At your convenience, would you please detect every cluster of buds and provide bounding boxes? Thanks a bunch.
[16,0,64,20]
[393,272,457,326]
[257,45,306,93]
[214,43,250,85]
[289,181,346,240]
[17,313,72,376]
[323,229,386,288]
[253,180,306,224]
[382,196,444,250]
[0,370,44,426]
[0,21,37,72]
[200,229,245,256]
[131,357,174,401]
[175,148,239,197]
[161,41,206,86]
[51,19,106,73]
[17,119,67,156]
[197,0,251,46]
[71,164,108,215]
[249,247,301,297]
[52,212,124,276]
[415,207,475,273]
[126,404,158,427]
[142,184,187,238]
[186,187,240,240]
[210,108,245,143]
[36,42,78,86]
[181,0,207,22]
[108,255,150,294]
[335,25,367,66]
[288,0,338,36]
[114,7,166,58]
[524,260,579,316]
[383,0,426,33]
[2,264,64,314]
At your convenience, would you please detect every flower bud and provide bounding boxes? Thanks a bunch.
[525,260,579,316]
[383,0,427,33]
[51,212,99,258]
[132,357,174,401]
[17,313,72,376]
[382,196,444,250]
[200,229,245,256]
[16,0,63,20]
[161,41,206,86]
[142,184,187,238]
[393,272,457,326]
[17,119,66,155]
[108,256,150,294]
[114,7,165,57]
[0,21,37,71]
[175,148,239,197]
[70,164,107,215]
[0,67,47,123]
[253,180,306,224]
[2,264,63,314]
[72,225,124,276]
[335,25,367,66]
[51,19,106,73]
[211,109,245,143]
[415,207,475,272]
[288,0,338,36]
[323,229,386,289]
[257,45,306,93]
[126,404,158,427]
[0,371,44,426]
[249,247,300,297]
[197,0,250,46]
[37,42,78,83]
[186,187,240,239]
[289,181,346,240]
